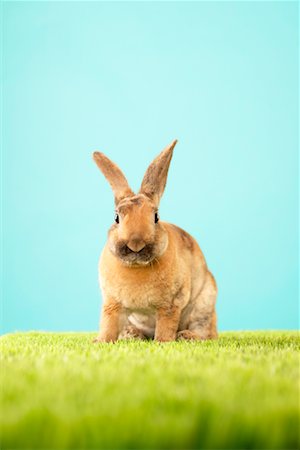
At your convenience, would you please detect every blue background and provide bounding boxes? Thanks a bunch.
[2,1,298,333]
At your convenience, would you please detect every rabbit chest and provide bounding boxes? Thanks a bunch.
[100,251,183,311]
[102,267,174,310]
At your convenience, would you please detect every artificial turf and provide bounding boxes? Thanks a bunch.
[1,331,299,450]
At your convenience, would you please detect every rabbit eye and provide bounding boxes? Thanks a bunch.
[114,213,119,224]
[154,212,159,223]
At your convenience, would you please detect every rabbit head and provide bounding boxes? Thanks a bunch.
[93,140,177,266]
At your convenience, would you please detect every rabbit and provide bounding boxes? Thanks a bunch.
[93,140,217,342]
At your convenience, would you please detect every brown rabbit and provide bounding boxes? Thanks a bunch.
[93,140,217,342]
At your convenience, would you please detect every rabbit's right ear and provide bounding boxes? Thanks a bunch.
[93,152,134,204]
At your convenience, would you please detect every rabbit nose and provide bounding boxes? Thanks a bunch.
[127,238,146,253]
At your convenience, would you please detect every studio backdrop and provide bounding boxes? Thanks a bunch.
[2,1,298,333]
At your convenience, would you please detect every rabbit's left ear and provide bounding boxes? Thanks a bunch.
[139,139,177,206]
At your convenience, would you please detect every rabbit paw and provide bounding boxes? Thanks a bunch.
[176,330,202,341]
[119,325,146,340]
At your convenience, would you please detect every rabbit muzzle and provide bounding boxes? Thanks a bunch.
[115,240,155,265]
[126,237,146,253]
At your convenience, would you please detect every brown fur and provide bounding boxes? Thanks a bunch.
[93,299,121,343]
[139,140,177,205]
[155,304,182,341]
[177,330,202,340]
[119,325,146,340]
[93,152,133,204]
[170,224,195,251]
[93,140,217,343]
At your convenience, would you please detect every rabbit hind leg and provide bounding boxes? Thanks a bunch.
[177,310,217,340]
[177,272,218,341]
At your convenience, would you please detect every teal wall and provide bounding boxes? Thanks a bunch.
[2,1,298,333]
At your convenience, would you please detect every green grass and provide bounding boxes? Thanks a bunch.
[1,331,299,450]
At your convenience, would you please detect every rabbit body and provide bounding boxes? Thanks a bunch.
[93,141,217,342]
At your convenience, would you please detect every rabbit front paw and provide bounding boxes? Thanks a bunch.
[92,334,117,343]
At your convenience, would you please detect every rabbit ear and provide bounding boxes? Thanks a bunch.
[139,139,178,206]
[93,152,134,204]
